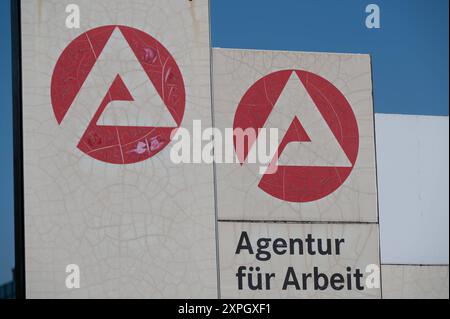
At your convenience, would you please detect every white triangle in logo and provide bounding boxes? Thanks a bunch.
[262,71,352,168]
[95,28,177,127]
[60,27,177,140]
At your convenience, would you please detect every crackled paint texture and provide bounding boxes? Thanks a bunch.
[219,222,381,298]
[17,0,448,300]
[212,48,378,222]
[22,0,217,298]
[381,265,449,299]
[212,48,381,298]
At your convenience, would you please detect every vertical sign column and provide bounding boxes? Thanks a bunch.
[20,0,217,298]
[212,48,381,298]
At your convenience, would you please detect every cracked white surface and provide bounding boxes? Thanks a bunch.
[219,222,381,298]
[20,1,385,299]
[212,48,381,299]
[22,0,216,298]
[381,265,449,299]
[212,48,378,222]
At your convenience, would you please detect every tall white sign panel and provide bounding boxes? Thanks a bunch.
[21,0,217,298]
[212,48,381,298]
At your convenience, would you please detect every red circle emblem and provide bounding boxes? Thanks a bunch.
[51,25,185,164]
[233,70,359,202]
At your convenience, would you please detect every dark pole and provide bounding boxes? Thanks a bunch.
[10,0,25,299]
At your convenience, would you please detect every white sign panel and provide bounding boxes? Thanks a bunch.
[212,48,380,298]
[21,0,216,298]
[219,222,381,298]
[212,48,378,222]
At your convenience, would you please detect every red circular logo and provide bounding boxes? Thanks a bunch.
[51,25,185,164]
[233,70,359,202]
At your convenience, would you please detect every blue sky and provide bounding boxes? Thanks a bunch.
[211,0,449,116]
[0,0,449,284]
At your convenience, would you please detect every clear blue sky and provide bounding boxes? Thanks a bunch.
[211,0,449,116]
[0,0,449,284]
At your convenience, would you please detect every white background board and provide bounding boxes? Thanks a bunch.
[376,114,449,264]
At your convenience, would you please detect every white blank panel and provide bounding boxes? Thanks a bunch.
[375,114,449,264]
